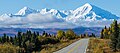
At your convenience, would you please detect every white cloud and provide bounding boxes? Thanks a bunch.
[0,13,119,28]
[26,13,63,23]
[0,13,77,28]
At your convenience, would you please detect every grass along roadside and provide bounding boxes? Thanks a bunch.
[39,38,81,53]
[86,38,115,53]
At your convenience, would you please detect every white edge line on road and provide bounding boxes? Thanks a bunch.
[84,38,89,53]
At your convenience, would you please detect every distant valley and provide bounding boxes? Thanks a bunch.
[0,27,102,36]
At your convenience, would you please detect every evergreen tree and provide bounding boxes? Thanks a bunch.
[110,20,119,51]
[27,30,32,39]
[0,37,2,43]
[42,31,46,35]
[18,31,22,47]
[101,29,104,39]
[13,35,17,45]
[43,33,48,37]
[32,31,37,43]
[2,33,7,43]
[91,33,96,37]
[35,38,41,51]
[83,34,86,38]
[36,32,39,36]
[117,32,120,50]
[10,37,13,44]
[6,36,9,42]
[117,24,120,50]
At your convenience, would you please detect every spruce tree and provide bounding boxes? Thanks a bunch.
[6,36,9,42]
[91,33,95,37]
[18,31,22,47]
[10,37,13,44]
[101,29,104,39]
[42,31,46,35]
[3,33,7,43]
[117,32,120,50]
[110,20,119,51]
[117,24,120,50]
[0,37,2,43]
[36,32,39,36]
[35,38,41,51]
[13,35,17,45]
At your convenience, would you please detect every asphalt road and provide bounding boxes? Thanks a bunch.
[54,38,89,53]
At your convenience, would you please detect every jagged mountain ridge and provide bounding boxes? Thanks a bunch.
[1,3,119,21]
[0,3,119,28]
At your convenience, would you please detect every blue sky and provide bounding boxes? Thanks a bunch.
[0,0,120,16]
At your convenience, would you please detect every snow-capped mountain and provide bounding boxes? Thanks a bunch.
[0,3,119,28]
[15,7,40,16]
[0,7,40,17]
[1,3,118,21]
[66,3,119,22]
[40,8,68,18]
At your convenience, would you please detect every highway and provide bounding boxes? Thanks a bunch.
[54,38,89,53]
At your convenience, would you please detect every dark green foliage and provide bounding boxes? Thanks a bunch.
[18,31,22,47]
[38,37,59,45]
[110,20,119,51]
[42,31,49,37]
[80,33,95,38]
[10,37,13,44]
[101,29,104,39]
[117,33,120,50]
[36,32,39,36]
[0,29,78,52]
[34,38,41,51]
[2,33,7,43]
[100,20,120,51]
[6,36,9,42]
[0,30,62,53]
[91,33,96,37]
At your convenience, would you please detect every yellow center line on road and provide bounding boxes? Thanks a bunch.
[67,40,81,53]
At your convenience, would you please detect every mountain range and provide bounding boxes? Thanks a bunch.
[0,3,119,28]
[0,3,119,36]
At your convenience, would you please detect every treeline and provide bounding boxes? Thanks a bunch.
[80,33,96,38]
[100,20,120,52]
[0,30,58,53]
[56,29,96,40]
[0,29,80,53]
[0,28,96,53]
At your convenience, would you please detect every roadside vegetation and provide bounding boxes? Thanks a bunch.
[0,29,90,53]
[0,28,96,53]
[0,43,23,53]
[87,38,112,53]
[40,38,80,53]
[87,20,120,53]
